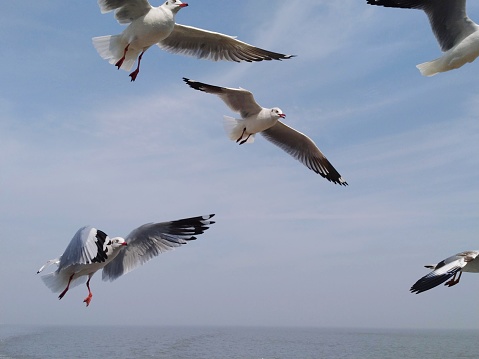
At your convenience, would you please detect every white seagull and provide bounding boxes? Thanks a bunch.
[367,0,479,76]
[37,214,215,306]
[183,78,347,185]
[93,0,294,81]
[410,250,479,294]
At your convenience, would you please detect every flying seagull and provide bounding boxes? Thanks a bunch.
[410,250,479,294]
[183,78,347,185]
[366,0,479,76]
[93,0,294,81]
[37,214,215,306]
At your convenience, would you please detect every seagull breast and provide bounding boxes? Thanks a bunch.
[245,109,279,134]
[123,7,175,49]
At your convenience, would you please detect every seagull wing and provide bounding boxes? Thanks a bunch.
[57,226,112,271]
[410,252,472,293]
[261,121,348,185]
[366,0,477,51]
[102,214,215,281]
[98,0,152,24]
[183,78,263,118]
[159,24,294,63]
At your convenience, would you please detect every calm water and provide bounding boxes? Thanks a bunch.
[0,325,477,359]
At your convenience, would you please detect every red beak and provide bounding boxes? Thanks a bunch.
[180,3,188,7]
[279,114,286,118]
[122,242,128,246]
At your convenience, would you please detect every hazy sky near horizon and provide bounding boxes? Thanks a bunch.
[1,1,478,329]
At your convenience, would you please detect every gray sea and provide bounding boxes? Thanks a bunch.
[0,325,477,359]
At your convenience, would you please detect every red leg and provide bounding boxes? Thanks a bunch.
[115,44,130,69]
[129,50,144,82]
[445,271,462,287]
[83,275,93,307]
[58,274,74,300]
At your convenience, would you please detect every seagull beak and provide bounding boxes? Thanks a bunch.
[122,242,128,246]
[279,113,286,118]
[179,3,188,7]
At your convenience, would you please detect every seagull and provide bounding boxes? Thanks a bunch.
[93,0,294,81]
[366,0,479,76]
[37,214,215,306]
[183,78,347,185]
[410,250,479,294]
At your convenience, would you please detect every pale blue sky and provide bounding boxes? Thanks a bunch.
[1,0,478,329]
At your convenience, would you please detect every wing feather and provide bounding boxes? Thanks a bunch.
[160,24,294,63]
[98,0,152,24]
[261,121,348,185]
[366,0,477,51]
[410,254,470,293]
[58,227,111,271]
[183,78,262,118]
[102,214,215,281]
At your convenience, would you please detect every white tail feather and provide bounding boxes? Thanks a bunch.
[416,59,441,77]
[223,116,255,144]
[41,272,86,293]
[92,35,139,71]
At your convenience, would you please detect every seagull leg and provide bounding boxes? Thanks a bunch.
[236,128,247,144]
[444,272,457,287]
[236,128,246,143]
[239,134,251,145]
[58,274,74,300]
[445,271,462,287]
[83,274,93,307]
[129,50,144,82]
[115,44,130,70]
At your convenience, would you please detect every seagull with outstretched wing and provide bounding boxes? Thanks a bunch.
[37,214,215,306]
[183,78,347,186]
[410,250,479,294]
[93,0,294,81]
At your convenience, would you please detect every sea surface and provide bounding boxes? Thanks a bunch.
[0,325,477,359]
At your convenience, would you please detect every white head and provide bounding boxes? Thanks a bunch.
[109,237,128,249]
[271,107,286,120]
[163,0,188,13]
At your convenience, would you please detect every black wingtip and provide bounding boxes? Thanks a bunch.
[183,77,204,92]
[365,0,419,9]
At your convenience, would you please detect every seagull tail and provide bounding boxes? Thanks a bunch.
[223,116,255,144]
[416,59,441,77]
[41,272,86,294]
[92,35,137,71]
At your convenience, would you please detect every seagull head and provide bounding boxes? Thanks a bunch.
[164,0,188,12]
[111,237,128,249]
[271,107,286,119]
